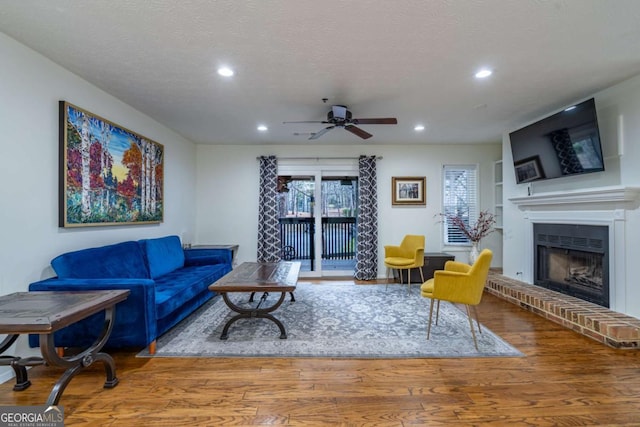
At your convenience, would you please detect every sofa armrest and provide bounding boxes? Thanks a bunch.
[28,277,158,348]
[184,248,232,267]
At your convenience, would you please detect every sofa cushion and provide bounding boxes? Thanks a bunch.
[51,241,150,279]
[139,235,185,279]
[153,263,228,320]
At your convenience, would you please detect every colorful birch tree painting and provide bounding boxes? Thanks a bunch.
[59,101,164,227]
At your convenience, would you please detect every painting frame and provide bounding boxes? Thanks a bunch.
[514,155,545,183]
[392,176,426,206]
[59,101,164,227]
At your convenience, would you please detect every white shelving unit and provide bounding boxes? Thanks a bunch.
[493,160,503,229]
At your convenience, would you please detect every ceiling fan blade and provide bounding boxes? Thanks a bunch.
[283,120,328,124]
[345,125,373,139]
[351,118,398,125]
[309,126,335,140]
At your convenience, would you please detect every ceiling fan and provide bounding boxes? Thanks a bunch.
[283,105,397,140]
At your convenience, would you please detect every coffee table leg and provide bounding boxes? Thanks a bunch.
[10,358,32,391]
[39,305,120,406]
[220,292,289,340]
[0,334,40,391]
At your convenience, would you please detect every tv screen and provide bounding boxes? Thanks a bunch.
[509,98,604,184]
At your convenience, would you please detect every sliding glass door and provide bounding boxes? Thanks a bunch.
[278,176,316,271]
[277,161,358,277]
[320,177,357,273]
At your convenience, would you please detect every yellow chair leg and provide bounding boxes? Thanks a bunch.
[435,300,441,325]
[466,305,479,350]
[472,305,482,334]
[427,298,435,340]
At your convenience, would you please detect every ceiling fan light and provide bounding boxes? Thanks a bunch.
[332,105,348,120]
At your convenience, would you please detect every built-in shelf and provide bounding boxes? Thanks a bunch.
[493,160,503,228]
[509,186,640,211]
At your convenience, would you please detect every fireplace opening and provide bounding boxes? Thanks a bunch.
[534,223,609,307]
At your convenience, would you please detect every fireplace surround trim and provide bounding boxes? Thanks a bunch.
[507,186,640,317]
[517,206,627,315]
[509,185,640,210]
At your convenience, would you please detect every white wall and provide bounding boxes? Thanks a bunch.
[194,143,502,276]
[502,73,640,318]
[0,33,198,369]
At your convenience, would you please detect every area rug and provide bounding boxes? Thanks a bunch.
[137,283,523,358]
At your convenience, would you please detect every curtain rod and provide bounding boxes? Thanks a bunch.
[256,156,382,160]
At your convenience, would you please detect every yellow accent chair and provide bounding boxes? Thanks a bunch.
[420,249,493,350]
[384,235,425,292]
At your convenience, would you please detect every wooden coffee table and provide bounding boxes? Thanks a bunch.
[208,261,301,340]
[0,290,129,405]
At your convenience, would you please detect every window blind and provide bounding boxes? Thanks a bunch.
[442,164,478,245]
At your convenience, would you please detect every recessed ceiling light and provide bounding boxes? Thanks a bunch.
[475,68,493,79]
[217,66,234,77]
[257,125,268,132]
[414,124,425,131]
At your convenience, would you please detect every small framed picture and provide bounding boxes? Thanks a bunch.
[514,156,545,183]
[392,176,426,206]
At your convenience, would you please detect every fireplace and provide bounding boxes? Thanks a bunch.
[534,223,609,307]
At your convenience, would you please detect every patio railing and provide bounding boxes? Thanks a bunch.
[279,218,315,263]
[322,217,356,260]
[279,217,356,269]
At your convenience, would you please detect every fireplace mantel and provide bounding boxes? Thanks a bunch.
[509,186,640,211]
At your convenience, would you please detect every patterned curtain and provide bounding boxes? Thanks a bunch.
[354,155,378,280]
[257,156,282,262]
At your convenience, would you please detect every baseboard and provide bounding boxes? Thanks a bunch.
[0,367,16,385]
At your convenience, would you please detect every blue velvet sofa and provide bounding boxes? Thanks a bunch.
[28,235,232,353]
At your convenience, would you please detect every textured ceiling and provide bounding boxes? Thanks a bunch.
[1,0,640,146]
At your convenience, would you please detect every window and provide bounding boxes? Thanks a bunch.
[442,164,478,245]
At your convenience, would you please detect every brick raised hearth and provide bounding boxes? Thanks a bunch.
[485,271,640,349]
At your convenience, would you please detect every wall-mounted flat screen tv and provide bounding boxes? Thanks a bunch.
[509,98,604,184]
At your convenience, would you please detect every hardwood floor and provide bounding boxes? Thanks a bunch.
[2,281,640,426]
